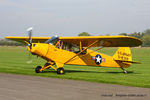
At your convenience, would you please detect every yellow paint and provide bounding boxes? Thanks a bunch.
[55,62,64,68]
[28,43,49,57]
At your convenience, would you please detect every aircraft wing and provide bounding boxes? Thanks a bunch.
[5,36,142,47]
[60,36,142,47]
[5,36,50,43]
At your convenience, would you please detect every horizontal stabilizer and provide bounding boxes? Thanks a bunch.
[115,60,141,64]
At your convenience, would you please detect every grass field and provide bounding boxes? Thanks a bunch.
[0,46,150,88]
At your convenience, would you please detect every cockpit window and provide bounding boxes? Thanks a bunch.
[45,35,59,45]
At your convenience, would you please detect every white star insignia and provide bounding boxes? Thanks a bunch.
[96,56,101,63]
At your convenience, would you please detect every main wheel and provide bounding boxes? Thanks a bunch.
[35,66,42,73]
[57,68,65,74]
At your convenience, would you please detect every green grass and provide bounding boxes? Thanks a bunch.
[0,46,150,88]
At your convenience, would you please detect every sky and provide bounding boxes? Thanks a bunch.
[0,0,150,38]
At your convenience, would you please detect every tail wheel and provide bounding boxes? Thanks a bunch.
[35,66,42,73]
[57,68,65,74]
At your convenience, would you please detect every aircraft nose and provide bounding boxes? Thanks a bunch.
[27,43,36,53]
[28,43,49,57]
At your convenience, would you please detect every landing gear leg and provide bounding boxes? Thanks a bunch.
[35,62,56,73]
[121,67,128,74]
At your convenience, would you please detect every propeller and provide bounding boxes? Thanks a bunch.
[27,27,33,49]
[26,27,33,64]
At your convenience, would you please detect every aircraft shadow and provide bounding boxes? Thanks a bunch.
[106,71,134,74]
[42,69,137,74]
[65,70,135,74]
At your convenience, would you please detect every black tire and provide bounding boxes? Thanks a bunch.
[57,68,65,74]
[35,66,42,73]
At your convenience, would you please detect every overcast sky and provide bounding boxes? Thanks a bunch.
[0,0,150,38]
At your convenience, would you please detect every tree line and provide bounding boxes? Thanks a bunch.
[0,39,25,46]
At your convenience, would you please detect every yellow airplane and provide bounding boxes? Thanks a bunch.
[5,27,142,74]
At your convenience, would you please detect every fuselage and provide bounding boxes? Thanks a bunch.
[28,43,130,68]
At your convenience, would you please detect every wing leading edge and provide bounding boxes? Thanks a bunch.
[5,36,142,47]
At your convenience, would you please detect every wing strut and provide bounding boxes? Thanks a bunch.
[64,40,99,64]
[80,41,82,51]
[70,46,104,62]
[65,41,105,63]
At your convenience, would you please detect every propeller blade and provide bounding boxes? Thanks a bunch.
[27,27,33,49]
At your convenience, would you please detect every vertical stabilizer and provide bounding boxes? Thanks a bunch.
[113,47,132,62]
[113,47,133,68]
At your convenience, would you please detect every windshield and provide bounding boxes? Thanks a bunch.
[45,35,59,45]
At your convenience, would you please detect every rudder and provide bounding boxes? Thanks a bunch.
[113,47,133,68]
[113,47,132,62]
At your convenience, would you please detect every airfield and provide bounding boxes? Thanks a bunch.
[0,46,150,99]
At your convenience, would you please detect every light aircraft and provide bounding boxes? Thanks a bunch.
[5,27,142,74]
